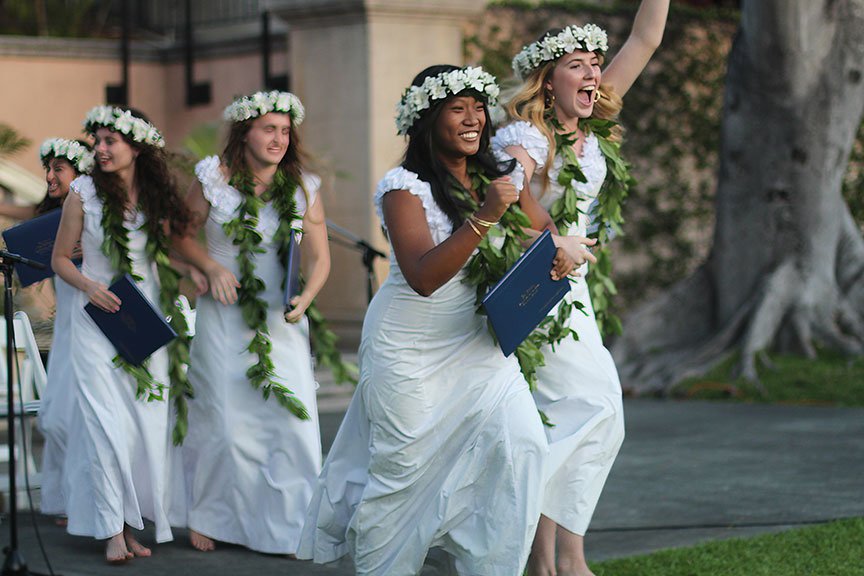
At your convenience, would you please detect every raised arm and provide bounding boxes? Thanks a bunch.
[601,0,670,97]
[284,193,331,323]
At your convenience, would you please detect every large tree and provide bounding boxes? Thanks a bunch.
[613,0,864,392]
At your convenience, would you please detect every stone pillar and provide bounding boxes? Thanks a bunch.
[271,0,487,346]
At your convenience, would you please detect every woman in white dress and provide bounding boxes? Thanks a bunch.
[52,106,192,563]
[172,91,330,555]
[491,3,669,574]
[299,65,590,575]
[32,139,95,519]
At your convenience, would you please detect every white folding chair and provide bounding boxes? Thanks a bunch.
[0,311,46,502]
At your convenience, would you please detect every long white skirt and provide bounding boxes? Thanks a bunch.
[174,295,321,554]
[535,277,625,535]
[63,288,173,542]
[299,271,548,575]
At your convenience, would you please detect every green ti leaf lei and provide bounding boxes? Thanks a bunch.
[99,196,193,445]
[223,169,357,421]
[449,166,572,425]
[546,114,635,337]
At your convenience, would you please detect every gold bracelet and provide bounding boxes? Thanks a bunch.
[466,218,483,238]
[471,214,499,228]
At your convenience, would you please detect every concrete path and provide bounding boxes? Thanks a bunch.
[2,396,862,575]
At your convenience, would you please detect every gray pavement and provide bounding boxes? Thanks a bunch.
[2,396,863,575]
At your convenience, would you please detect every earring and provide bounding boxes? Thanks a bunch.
[545,91,556,108]
[592,89,601,103]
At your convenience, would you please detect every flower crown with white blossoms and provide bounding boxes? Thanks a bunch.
[39,138,95,174]
[223,90,305,125]
[512,23,608,80]
[396,66,500,136]
[83,106,165,148]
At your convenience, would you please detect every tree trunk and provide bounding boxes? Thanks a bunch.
[612,0,864,393]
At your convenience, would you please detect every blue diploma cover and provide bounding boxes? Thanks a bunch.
[85,274,177,366]
[283,230,301,313]
[2,209,63,286]
[482,229,571,357]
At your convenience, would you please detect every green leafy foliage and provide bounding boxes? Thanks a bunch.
[101,192,193,445]
[0,124,29,158]
[225,169,310,421]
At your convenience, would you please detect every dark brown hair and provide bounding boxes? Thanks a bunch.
[90,108,191,237]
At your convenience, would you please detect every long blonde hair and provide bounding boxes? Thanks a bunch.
[503,57,624,197]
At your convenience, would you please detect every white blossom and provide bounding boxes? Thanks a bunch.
[394,66,499,135]
[512,23,609,80]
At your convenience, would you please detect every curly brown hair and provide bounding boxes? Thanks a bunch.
[89,108,191,237]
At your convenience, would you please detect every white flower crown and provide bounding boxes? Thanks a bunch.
[512,23,609,80]
[83,106,165,148]
[223,90,305,125]
[40,138,95,174]
[395,66,500,136]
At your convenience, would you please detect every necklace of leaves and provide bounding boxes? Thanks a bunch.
[223,168,357,421]
[99,191,193,446]
[545,112,635,337]
[449,165,572,426]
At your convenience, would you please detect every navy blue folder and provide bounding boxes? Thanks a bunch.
[2,208,62,286]
[283,230,301,312]
[85,274,177,366]
[482,229,571,357]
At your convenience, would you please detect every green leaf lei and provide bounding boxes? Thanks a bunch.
[99,195,193,445]
[223,169,357,420]
[449,166,573,423]
[546,114,635,337]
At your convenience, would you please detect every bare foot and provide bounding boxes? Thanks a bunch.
[105,534,132,564]
[123,527,152,558]
[190,529,216,552]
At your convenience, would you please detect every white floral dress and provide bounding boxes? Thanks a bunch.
[298,167,548,575]
[171,156,322,554]
[492,121,625,536]
[62,175,173,542]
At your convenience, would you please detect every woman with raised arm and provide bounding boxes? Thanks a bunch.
[171,91,329,556]
[299,65,591,575]
[32,139,94,521]
[52,107,192,563]
[491,2,669,575]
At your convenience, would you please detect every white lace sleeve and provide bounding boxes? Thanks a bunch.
[374,167,451,244]
[69,175,101,214]
[195,156,240,221]
[491,121,550,171]
[292,172,321,232]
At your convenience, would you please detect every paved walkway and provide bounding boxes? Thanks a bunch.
[2,395,863,575]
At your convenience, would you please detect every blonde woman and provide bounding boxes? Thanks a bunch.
[492,2,669,575]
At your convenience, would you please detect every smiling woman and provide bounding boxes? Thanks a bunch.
[51,106,192,563]
[297,64,585,575]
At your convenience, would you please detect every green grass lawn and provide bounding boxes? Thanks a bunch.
[591,517,864,576]
[609,353,864,575]
[672,350,864,407]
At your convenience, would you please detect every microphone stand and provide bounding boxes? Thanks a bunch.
[0,249,48,576]
[325,220,386,303]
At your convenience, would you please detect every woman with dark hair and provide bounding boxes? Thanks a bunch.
[52,106,192,563]
[492,3,669,574]
[171,91,329,555]
[29,139,94,521]
[299,65,590,575]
